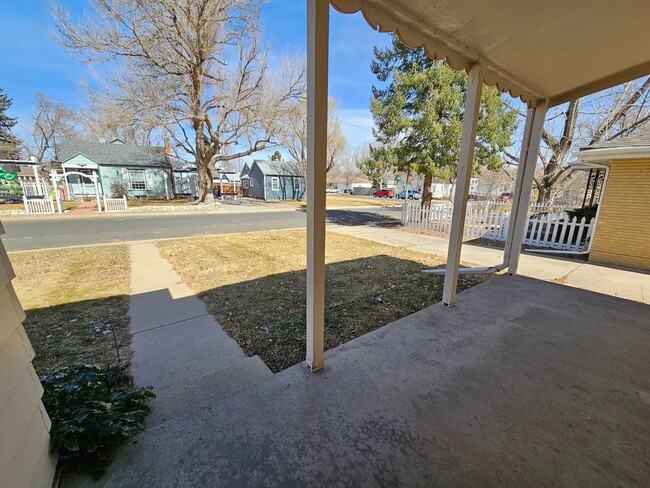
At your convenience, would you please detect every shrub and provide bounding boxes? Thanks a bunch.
[40,365,155,474]
[566,204,598,223]
[110,181,128,198]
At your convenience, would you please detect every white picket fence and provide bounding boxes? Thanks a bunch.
[103,196,128,213]
[402,202,594,252]
[18,176,52,197]
[23,196,55,215]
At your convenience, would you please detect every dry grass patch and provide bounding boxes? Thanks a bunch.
[0,201,80,212]
[126,198,196,207]
[158,230,487,372]
[326,195,402,207]
[268,195,401,209]
[10,245,131,375]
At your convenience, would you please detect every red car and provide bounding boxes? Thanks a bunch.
[373,189,394,198]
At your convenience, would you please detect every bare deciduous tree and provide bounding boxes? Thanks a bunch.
[26,93,78,162]
[506,77,650,203]
[54,0,304,201]
[327,145,364,191]
[80,96,155,147]
[477,167,513,198]
[281,96,347,177]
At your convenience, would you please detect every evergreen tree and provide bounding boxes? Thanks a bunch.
[0,88,20,159]
[370,35,517,204]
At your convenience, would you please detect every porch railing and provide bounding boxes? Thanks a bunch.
[401,201,593,252]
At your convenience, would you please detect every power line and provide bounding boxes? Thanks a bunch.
[339,119,373,132]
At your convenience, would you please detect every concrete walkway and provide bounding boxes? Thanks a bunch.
[125,242,271,427]
[63,276,650,487]
[69,200,96,216]
[329,224,650,304]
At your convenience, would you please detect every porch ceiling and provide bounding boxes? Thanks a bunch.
[68,276,650,487]
[330,0,650,106]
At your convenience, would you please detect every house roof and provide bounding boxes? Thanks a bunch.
[170,156,194,171]
[58,139,171,168]
[572,132,650,166]
[331,0,650,107]
[214,171,241,183]
[249,160,303,177]
[580,132,650,151]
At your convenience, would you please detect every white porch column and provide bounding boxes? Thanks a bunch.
[32,165,42,195]
[51,171,63,214]
[305,0,329,372]
[93,174,103,213]
[442,66,483,306]
[505,101,548,275]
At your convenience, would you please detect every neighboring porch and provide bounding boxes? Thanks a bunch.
[60,161,104,198]
[64,274,650,487]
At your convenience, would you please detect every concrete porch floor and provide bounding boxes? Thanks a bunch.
[68,275,650,487]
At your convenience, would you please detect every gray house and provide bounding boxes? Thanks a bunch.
[241,160,305,201]
[57,138,173,199]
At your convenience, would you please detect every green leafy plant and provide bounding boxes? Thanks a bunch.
[566,204,598,223]
[40,365,155,473]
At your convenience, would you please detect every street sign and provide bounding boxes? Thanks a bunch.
[396,176,402,183]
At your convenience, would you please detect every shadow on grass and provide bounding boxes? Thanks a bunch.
[21,256,485,378]
[197,254,487,373]
[23,296,131,376]
[325,209,403,227]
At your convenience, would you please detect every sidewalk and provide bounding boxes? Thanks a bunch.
[126,242,272,426]
[328,224,650,304]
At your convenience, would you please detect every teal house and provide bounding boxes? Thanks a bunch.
[240,160,305,201]
[57,138,173,199]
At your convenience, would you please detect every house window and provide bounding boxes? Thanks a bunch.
[242,179,249,188]
[129,170,147,190]
[293,177,301,191]
[271,177,280,191]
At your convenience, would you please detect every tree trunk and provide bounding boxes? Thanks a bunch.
[196,158,210,203]
[404,169,410,199]
[536,186,551,205]
[421,173,433,206]
[193,116,210,203]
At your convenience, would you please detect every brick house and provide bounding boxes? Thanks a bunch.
[573,133,650,271]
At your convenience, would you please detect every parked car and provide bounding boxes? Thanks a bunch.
[372,189,394,198]
[397,190,422,200]
[326,187,339,193]
[499,192,513,201]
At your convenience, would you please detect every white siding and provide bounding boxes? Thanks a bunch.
[0,220,57,488]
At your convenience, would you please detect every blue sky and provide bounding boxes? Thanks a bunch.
[0,0,391,151]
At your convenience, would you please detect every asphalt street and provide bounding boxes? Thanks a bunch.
[1,207,403,251]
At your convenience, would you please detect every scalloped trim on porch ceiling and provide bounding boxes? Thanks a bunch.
[330,0,650,107]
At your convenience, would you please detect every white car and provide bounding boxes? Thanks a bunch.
[325,187,339,193]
